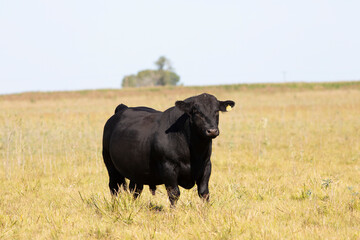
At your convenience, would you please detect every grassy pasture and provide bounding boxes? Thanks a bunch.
[1,82,360,239]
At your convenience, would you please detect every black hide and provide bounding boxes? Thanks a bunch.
[102,93,235,206]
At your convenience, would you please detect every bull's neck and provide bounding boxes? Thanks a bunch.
[189,124,212,157]
[167,107,212,152]
[176,113,212,159]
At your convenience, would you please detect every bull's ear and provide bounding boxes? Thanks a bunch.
[219,100,235,112]
[175,101,193,113]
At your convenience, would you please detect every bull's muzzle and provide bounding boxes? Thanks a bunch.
[206,128,219,138]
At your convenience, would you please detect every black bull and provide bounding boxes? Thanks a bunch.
[102,93,235,206]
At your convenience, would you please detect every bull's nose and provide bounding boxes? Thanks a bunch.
[206,128,219,137]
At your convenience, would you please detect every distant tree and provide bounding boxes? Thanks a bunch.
[122,56,180,88]
[137,70,162,86]
[155,56,172,71]
[161,70,180,86]
[121,74,137,87]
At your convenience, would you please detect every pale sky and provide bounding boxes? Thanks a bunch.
[1,0,360,94]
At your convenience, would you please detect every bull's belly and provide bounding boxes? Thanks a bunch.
[110,140,162,185]
[178,179,196,189]
[126,172,163,185]
[111,155,162,185]
[110,138,197,188]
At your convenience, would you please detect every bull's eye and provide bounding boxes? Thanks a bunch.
[192,107,203,116]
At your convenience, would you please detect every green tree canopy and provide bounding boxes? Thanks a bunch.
[155,56,172,71]
[122,56,180,88]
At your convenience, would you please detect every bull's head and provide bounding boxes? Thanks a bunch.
[175,93,235,139]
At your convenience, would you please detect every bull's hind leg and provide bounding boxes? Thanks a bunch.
[149,185,156,195]
[165,185,180,208]
[129,181,143,199]
[102,149,127,195]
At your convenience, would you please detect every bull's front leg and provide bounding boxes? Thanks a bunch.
[196,160,212,201]
[162,162,180,207]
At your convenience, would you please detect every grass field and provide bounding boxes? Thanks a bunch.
[1,82,360,239]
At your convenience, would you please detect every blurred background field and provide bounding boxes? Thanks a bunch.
[1,82,360,239]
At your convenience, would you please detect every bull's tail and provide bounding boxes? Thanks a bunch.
[115,104,128,114]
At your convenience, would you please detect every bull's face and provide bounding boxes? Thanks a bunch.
[175,93,235,139]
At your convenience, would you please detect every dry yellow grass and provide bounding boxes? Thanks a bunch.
[1,83,360,239]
